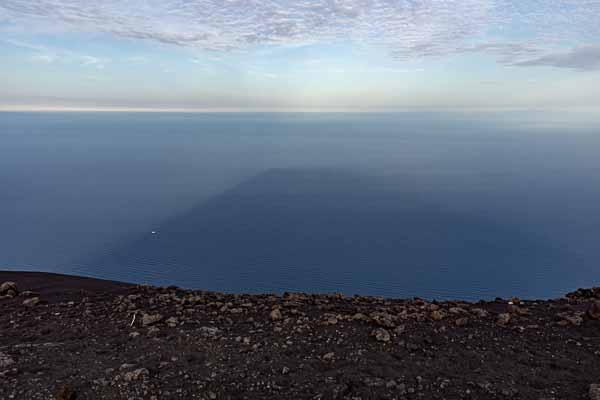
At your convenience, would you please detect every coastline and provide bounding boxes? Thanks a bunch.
[1,271,600,399]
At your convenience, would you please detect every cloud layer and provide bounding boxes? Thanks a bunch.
[513,45,600,70]
[1,0,600,67]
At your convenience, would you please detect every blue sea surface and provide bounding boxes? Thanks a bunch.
[1,112,599,300]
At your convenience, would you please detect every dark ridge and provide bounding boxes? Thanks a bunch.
[0,271,133,303]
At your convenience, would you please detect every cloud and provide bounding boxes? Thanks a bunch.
[126,56,148,64]
[0,0,493,56]
[458,42,545,63]
[3,38,111,69]
[30,54,56,63]
[1,0,600,64]
[512,45,600,71]
[1,38,46,51]
[247,69,278,80]
[80,55,109,69]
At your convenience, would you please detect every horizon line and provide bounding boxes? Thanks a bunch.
[1,105,599,114]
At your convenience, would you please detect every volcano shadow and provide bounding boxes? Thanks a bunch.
[84,168,570,299]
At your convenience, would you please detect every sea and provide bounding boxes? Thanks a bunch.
[1,111,599,300]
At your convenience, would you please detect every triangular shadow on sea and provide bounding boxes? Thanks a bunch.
[78,168,572,300]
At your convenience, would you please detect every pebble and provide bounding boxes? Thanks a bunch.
[123,368,149,382]
[449,307,468,315]
[142,313,163,326]
[471,308,489,318]
[55,385,76,400]
[370,312,396,328]
[0,351,15,368]
[590,384,600,400]
[352,313,369,322]
[371,328,391,342]
[395,324,406,334]
[562,314,584,326]
[22,297,40,307]
[406,342,420,352]
[430,310,445,321]
[270,308,282,321]
[508,305,530,316]
[199,326,220,337]
[496,313,511,326]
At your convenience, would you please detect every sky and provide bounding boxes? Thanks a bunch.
[1,0,600,112]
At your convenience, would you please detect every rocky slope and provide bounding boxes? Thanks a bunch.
[1,272,600,400]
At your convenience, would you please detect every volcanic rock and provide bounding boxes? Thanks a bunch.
[270,308,282,321]
[0,281,18,296]
[430,310,445,321]
[587,302,600,320]
[496,313,511,326]
[23,297,40,307]
[0,351,14,369]
[371,328,391,342]
[56,385,77,400]
[141,313,163,326]
[590,384,600,400]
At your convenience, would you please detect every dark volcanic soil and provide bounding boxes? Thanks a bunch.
[1,272,600,400]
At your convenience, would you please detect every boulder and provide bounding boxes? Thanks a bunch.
[590,384,600,400]
[587,302,600,320]
[55,385,76,400]
[449,307,468,315]
[270,308,282,321]
[496,313,511,326]
[141,313,163,326]
[430,310,445,321]
[370,312,396,328]
[0,281,18,296]
[371,328,391,342]
[352,313,369,322]
[507,305,530,316]
[471,308,489,318]
[563,314,584,326]
[23,297,41,307]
